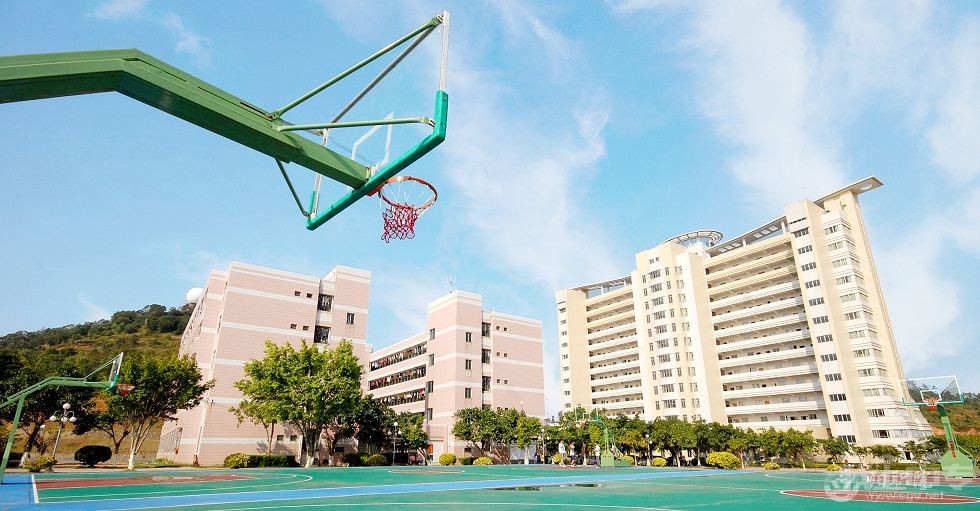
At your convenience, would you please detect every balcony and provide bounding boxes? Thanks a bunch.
[587,309,635,329]
[589,334,637,350]
[712,296,805,325]
[706,248,794,284]
[590,347,639,363]
[724,400,825,415]
[586,299,635,318]
[720,363,818,384]
[718,346,814,369]
[597,399,646,411]
[591,386,645,399]
[722,381,822,399]
[713,312,808,340]
[590,372,643,385]
[715,330,810,354]
[707,266,796,296]
[735,418,825,430]
[588,322,636,342]
[710,280,801,310]
[590,358,641,376]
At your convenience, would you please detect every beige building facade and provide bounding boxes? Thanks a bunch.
[556,177,931,449]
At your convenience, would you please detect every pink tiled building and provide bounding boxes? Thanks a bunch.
[158,263,544,465]
[367,291,545,459]
[157,262,372,466]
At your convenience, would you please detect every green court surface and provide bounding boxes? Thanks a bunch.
[6,466,980,511]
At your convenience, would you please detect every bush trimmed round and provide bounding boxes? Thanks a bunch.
[650,457,667,467]
[438,453,457,466]
[473,456,492,465]
[342,453,363,467]
[551,453,565,464]
[365,454,388,466]
[763,462,781,471]
[459,456,474,465]
[619,455,635,465]
[74,445,112,468]
[223,453,251,469]
[705,451,740,470]
[827,463,842,472]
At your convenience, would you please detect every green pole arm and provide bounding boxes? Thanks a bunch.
[306,90,448,231]
[270,15,443,120]
[0,49,370,188]
[938,405,960,454]
[0,398,25,484]
[278,116,433,132]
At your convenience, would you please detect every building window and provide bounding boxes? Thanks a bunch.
[427,408,433,420]
[429,354,435,366]
[809,297,824,306]
[816,334,833,343]
[825,373,842,381]
[812,316,829,324]
[868,408,885,417]
[859,368,875,377]
[844,311,861,320]
[839,435,857,443]
[318,294,333,311]
[825,225,840,234]
[314,326,330,344]
[465,359,472,370]
[290,323,297,329]
[792,228,809,237]
[801,262,817,271]
[346,313,355,325]
[482,349,491,364]
[828,241,845,251]
[798,245,812,254]
[302,325,309,331]
[837,276,853,285]
[482,322,491,337]
[426,381,434,393]
[804,280,821,288]
[465,332,472,343]
[465,388,472,399]
[829,393,847,401]
[306,292,313,298]
[820,354,838,362]
[849,330,866,339]
[294,291,301,296]
[429,328,436,340]
[833,414,851,422]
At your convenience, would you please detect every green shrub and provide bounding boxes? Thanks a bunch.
[460,456,474,465]
[473,456,492,465]
[74,445,112,468]
[224,453,251,469]
[24,455,56,473]
[342,453,363,467]
[705,452,740,470]
[763,462,781,471]
[650,457,667,467]
[619,455,634,465]
[827,464,842,472]
[551,453,565,464]
[223,453,298,468]
[365,454,388,466]
[438,453,457,466]
[147,458,179,468]
[867,463,940,471]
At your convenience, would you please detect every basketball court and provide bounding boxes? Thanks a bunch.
[2,466,980,511]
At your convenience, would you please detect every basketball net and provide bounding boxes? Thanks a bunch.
[377,176,437,243]
[117,383,135,397]
[925,396,940,411]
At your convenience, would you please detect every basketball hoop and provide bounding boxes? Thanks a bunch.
[376,176,437,242]
[925,396,940,411]
[116,384,135,397]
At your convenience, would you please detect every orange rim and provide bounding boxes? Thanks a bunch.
[378,175,438,210]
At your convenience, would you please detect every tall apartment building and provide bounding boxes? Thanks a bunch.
[367,291,545,459]
[556,177,931,448]
[158,262,372,465]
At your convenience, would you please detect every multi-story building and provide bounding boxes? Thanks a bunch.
[157,262,372,466]
[556,177,931,449]
[367,291,545,459]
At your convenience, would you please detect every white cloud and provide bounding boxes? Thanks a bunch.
[491,1,574,68]
[162,13,212,68]
[77,293,110,322]
[174,249,236,285]
[926,22,980,184]
[91,0,149,20]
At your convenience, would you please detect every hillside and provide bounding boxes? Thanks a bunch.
[922,393,980,435]
[0,304,190,372]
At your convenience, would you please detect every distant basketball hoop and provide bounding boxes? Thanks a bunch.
[116,384,135,397]
[925,395,940,411]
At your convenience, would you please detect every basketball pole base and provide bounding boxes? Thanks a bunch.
[942,449,978,478]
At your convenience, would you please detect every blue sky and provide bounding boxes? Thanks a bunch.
[2,1,978,415]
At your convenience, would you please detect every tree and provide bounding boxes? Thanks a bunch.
[345,395,396,451]
[903,440,927,470]
[515,414,541,465]
[232,351,292,455]
[229,399,282,455]
[869,444,902,465]
[396,412,428,464]
[726,427,757,468]
[236,340,362,468]
[112,355,213,469]
[851,445,871,469]
[662,418,696,466]
[781,429,816,471]
[819,437,851,464]
[72,406,131,464]
[758,428,784,462]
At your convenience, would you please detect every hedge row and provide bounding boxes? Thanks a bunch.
[223,453,299,468]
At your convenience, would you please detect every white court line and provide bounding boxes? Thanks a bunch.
[31,474,39,503]
[40,474,313,502]
[221,502,681,511]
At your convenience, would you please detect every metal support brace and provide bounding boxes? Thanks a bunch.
[276,159,312,217]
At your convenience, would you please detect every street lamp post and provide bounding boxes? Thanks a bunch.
[49,403,76,463]
[391,421,398,466]
[645,433,651,465]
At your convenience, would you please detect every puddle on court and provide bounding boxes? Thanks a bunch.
[491,483,605,491]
